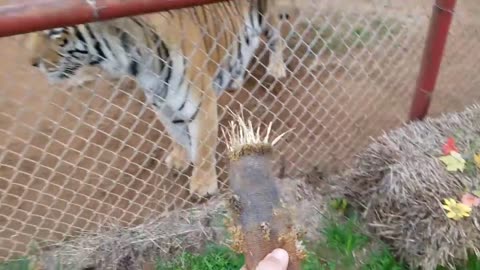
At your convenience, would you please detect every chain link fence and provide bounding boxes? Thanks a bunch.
[0,0,478,262]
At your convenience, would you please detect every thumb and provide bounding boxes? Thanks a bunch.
[256,249,289,270]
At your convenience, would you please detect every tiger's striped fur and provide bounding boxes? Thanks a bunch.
[26,0,294,197]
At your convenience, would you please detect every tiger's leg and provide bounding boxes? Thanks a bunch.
[152,106,191,172]
[187,89,219,197]
[265,26,287,79]
[229,68,247,90]
[156,91,218,196]
[165,140,189,172]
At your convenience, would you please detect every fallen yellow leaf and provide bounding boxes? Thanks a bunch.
[442,198,472,220]
[439,151,466,172]
[474,153,480,169]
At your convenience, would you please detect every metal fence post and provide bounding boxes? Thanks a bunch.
[409,0,456,121]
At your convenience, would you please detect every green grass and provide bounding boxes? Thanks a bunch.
[0,258,31,270]
[153,207,480,270]
[300,213,406,270]
[2,215,479,270]
[156,245,244,270]
[361,249,408,270]
[324,216,369,256]
[2,208,479,270]
[153,214,406,270]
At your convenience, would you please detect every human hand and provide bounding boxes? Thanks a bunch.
[240,248,289,270]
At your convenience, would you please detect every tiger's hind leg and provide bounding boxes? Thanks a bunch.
[265,26,287,79]
[187,89,219,197]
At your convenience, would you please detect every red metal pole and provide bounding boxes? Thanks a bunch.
[408,0,456,121]
[0,0,227,38]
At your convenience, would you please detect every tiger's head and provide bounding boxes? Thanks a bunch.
[26,27,98,83]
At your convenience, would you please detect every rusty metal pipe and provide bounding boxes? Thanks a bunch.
[408,0,456,121]
[0,0,227,37]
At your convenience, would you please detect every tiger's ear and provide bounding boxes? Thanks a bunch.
[268,0,300,23]
[25,32,47,67]
[25,32,42,51]
[53,34,69,47]
[45,30,70,47]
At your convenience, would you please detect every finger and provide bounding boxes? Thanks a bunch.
[256,249,289,270]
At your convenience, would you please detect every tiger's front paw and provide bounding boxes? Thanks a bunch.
[267,59,287,79]
[165,145,190,172]
[189,168,218,197]
[229,77,244,90]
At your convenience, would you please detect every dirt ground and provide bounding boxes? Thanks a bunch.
[0,0,479,260]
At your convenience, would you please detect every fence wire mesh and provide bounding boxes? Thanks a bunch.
[0,0,478,262]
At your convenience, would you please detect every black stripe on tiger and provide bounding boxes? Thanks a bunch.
[176,57,189,111]
[116,31,140,76]
[84,25,107,65]
[129,60,139,76]
[171,103,202,124]
[156,35,172,90]
[147,31,171,100]
[178,87,190,111]
[73,26,87,44]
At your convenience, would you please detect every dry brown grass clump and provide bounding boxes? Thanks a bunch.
[332,105,480,270]
[36,197,228,270]
[36,177,324,270]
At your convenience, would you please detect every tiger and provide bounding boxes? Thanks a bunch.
[26,0,296,197]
